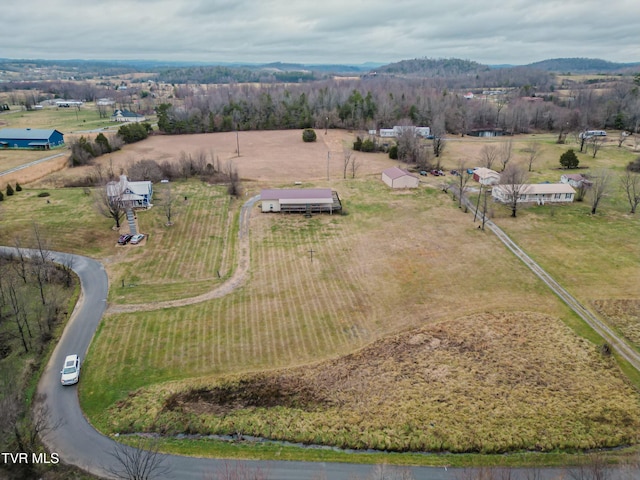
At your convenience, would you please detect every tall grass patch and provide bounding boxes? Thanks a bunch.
[101,312,640,453]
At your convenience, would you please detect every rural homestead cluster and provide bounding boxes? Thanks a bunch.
[0,122,579,221]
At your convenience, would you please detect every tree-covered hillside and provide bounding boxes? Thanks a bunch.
[526,57,640,73]
[374,57,490,76]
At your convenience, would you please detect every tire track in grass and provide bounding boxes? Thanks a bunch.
[323,228,367,344]
[281,230,312,362]
[257,238,280,367]
[166,310,181,373]
[213,300,225,369]
[167,193,199,281]
[299,227,338,355]
[326,228,364,344]
[197,305,213,372]
[287,226,318,356]
[271,228,300,363]
[247,286,264,365]
[210,195,230,279]
[200,193,226,281]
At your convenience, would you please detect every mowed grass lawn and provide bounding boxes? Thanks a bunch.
[80,179,640,454]
[108,182,238,304]
[0,186,113,256]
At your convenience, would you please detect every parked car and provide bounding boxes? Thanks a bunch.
[130,234,145,245]
[118,234,132,245]
[60,354,80,385]
[419,170,428,176]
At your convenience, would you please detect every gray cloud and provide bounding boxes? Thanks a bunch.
[2,0,639,64]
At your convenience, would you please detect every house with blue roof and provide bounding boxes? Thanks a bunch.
[0,128,65,150]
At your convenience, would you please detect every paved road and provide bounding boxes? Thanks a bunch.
[0,152,67,177]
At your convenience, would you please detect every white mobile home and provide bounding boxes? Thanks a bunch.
[492,184,575,205]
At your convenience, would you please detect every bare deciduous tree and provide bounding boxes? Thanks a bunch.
[479,145,499,170]
[225,160,242,198]
[395,128,421,164]
[106,438,171,480]
[498,138,513,172]
[525,141,541,172]
[350,155,361,179]
[589,136,605,158]
[455,159,472,210]
[94,182,126,229]
[620,170,640,213]
[588,169,611,215]
[499,163,529,218]
[343,149,352,179]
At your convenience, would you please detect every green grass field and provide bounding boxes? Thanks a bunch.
[2,123,640,464]
[109,182,238,303]
[0,104,133,133]
[76,179,640,457]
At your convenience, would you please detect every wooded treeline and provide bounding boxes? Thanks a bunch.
[156,74,640,135]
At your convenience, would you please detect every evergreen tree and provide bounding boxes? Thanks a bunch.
[6,184,14,196]
[302,128,317,142]
[15,182,22,192]
[560,149,579,169]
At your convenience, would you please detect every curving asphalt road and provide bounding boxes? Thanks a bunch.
[2,189,638,479]
[0,152,67,177]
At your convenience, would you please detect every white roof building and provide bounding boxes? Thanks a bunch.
[492,183,576,205]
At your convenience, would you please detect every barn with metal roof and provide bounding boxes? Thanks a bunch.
[0,128,65,150]
[260,188,342,214]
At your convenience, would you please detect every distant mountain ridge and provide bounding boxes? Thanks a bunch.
[1,57,638,83]
[524,57,640,73]
[368,56,640,78]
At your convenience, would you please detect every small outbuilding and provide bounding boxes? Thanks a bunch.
[261,188,341,213]
[472,167,501,186]
[0,128,65,149]
[560,173,592,189]
[382,167,419,189]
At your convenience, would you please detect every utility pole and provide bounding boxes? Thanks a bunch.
[482,189,489,231]
[473,184,483,222]
[308,248,315,262]
[327,151,330,181]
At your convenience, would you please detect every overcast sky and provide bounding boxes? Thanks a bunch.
[3,0,639,66]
